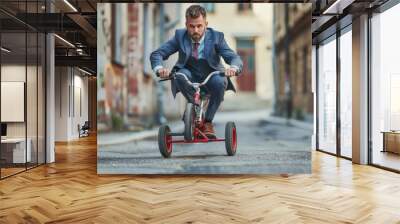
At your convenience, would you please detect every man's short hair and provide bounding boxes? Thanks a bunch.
[186,5,206,19]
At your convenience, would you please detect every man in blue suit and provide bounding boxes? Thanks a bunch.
[150,5,243,138]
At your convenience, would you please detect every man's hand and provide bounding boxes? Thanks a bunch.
[157,68,170,78]
[225,67,237,77]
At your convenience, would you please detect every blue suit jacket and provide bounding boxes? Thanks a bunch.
[150,27,243,98]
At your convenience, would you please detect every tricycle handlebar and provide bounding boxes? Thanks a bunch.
[157,70,239,86]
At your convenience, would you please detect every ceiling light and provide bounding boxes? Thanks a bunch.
[63,0,78,12]
[1,47,11,53]
[78,67,93,76]
[54,34,75,48]
[323,0,355,15]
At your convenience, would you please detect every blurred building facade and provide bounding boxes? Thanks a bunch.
[97,3,186,131]
[98,3,275,131]
[273,3,313,121]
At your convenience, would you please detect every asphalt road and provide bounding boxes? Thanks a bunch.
[98,114,312,174]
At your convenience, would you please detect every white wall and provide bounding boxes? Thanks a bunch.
[1,65,31,138]
[55,67,89,141]
[1,63,46,164]
[55,67,68,141]
[72,73,89,138]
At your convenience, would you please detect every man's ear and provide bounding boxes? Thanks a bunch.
[205,21,208,27]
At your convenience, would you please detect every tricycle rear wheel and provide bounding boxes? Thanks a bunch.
[158,125,172,158]
[225,122,237,156]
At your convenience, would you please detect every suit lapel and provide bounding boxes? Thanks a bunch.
[204,29,212,60]
[183,32,191,62]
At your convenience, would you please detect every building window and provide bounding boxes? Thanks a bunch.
[203,3,215,13]
[238,3,252,12]
[293,4,298,13]
[236,38,256,91]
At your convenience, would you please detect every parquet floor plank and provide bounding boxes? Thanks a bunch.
[0,135,399,223]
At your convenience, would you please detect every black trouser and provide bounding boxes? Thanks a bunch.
[175,68,227,122]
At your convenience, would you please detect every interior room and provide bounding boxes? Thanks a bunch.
[370,2,400,171]
[0,20,46,178]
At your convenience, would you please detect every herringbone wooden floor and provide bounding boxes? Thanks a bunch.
[1,135,400,223]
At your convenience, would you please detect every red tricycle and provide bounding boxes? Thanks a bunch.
[157,71,237,158]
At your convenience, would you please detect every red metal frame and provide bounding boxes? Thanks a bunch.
[167,127,225,144]
[170,139,225,144]
[194,91,200,105]
[166,91,227,144]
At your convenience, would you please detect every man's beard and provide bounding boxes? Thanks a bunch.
[191,33,202,41]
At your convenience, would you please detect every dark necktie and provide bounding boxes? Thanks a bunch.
[192,42,199,59]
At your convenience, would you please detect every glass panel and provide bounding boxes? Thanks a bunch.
[340,29,352,158]
[371,4,400,171]
[27,0,38,169]
[38,32,45,165]
[1,31,27,177]
[27,30,38,169]
[318,37,337,154]
[0,0,46,178]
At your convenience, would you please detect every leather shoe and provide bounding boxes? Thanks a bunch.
[203,122,216,139]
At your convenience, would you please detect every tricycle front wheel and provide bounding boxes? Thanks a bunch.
[184,103,195,141]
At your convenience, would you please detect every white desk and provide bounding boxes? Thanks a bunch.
[1,138,31,163]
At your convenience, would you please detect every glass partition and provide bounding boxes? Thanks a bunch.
[1,30,28,177]
[317,35,337,154]
[0,1,46,179]
[27,30,38,169]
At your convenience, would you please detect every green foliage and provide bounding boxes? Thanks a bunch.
[294,107,305,120]
[111,113,124,131]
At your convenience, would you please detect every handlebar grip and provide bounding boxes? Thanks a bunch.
[156,69,174,78]
[159,77,173,82]
[222,70,240,77]
[157,70,175,82]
